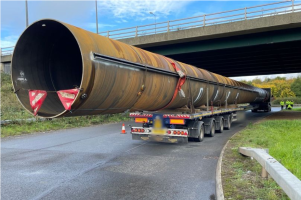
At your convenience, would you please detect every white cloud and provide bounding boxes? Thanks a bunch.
[98,0,190,21]
[0,35,19,48]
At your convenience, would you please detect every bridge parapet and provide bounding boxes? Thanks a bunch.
[99,0,300,40]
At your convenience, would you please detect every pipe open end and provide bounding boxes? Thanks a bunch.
[12,19,83,117]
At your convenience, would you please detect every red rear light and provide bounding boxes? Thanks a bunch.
[177,131,181,135]
[173,131,177,135]
[167,130,171,134]
[184,132,188,136]
[134,129,137,132]
[138,129,141,132]
[141,129,145,133]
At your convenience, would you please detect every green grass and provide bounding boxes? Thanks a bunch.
[282,107,301,112]
[292,107,301,111]
[1,114,131,137]
[222,120,301,200]
[1,73,131,137]
[232,120,301,179]
[1,73,33,120]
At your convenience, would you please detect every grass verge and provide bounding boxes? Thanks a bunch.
[282,107,301,112]
[292,107,301,111]
[222,119,301,200]
[1,73,33,120]
[1,114,131,138]
[1,73,131,137]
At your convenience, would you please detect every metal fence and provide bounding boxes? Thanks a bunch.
[1,1,301,56]
[1,46,14,56]
[99,0,301,40]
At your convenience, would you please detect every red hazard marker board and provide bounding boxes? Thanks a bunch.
[28,90,47,116]
[57,89,79,110]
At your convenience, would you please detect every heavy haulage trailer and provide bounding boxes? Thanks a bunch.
[129,108,239,143]
[11,19,271,143]
[130,88,271,143]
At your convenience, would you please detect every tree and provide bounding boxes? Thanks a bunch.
[252,78,262,84]
[240,80,252,85]
[274,76,286,81]
[280,88,295,98]
[291,76,301,97]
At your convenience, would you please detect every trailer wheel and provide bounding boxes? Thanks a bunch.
[202,118,215,137]
[195,123,205,142]
[224,115,232,130]
[265,105,271,112]
[208,121,215,137]
[188,121,204,142]
[216,116,224,133]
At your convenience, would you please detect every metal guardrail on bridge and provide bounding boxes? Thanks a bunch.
[99,0,301,39]
[1,0,301,56]
[1,46,14,56]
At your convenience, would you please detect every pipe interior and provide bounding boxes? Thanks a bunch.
[12,20,82,117]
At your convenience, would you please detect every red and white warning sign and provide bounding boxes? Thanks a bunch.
[57,89,79,110]
[28,90,47,116]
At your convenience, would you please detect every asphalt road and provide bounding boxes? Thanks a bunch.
[1,108,279,200]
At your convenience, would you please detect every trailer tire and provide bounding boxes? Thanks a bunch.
[188,121,204,142]
[265,105,271,112]
[216,116,224,133]
[195,123,205,142]
[224,114,232,130]
[202,118,215,137]
[208,120,215,137]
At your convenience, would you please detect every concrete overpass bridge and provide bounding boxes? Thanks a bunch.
[1,0,301,77]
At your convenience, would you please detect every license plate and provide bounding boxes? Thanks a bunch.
[152,117,165,135]
[152,129,166,135]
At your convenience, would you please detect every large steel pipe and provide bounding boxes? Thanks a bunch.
[12,19,269,118]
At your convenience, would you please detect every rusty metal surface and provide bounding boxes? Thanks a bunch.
[11,19,269,118]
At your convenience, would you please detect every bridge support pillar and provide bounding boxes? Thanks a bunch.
[0,63,4,73]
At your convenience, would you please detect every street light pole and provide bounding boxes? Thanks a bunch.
[95,0,98,34]
[25,0,28,27]
[149,12,156,34]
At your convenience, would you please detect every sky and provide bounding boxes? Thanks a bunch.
[1,0,300,80]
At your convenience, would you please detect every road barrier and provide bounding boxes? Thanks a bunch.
[239,147,301,200]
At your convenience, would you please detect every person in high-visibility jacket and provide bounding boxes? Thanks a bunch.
[287,103,292,110]
[286,100,290,109]
[280,100,284,110]
[291,100,294,107]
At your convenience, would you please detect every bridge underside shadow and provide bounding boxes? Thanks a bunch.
[168,41,301,77]
[144,28,301,77]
